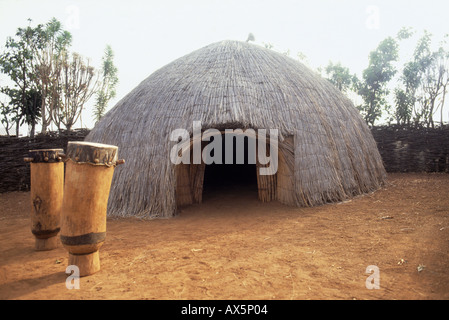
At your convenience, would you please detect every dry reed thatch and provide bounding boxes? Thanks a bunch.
[85,40,386,219]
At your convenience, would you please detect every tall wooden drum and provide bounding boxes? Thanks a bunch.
[25,149,64,251]
[60,141,124,277]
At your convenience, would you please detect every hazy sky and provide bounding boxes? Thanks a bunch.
[1,0,449,132]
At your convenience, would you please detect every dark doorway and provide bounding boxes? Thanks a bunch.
[202,133,258,200]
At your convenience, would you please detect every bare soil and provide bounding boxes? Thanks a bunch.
[0,173,448,300]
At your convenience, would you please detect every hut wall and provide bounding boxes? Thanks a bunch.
[255,133,278,203]
[277,136,296,206]
[256,163,277,202]
[175,163,193,207]
[190,163,206,203]
[175,163,206,207]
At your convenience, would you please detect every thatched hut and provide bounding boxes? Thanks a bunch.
[86,40,386,219]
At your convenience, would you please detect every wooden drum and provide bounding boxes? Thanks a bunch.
[25,149,64,251]
[60,141,124,276]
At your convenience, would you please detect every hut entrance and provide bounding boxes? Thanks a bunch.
[202,134,258,201]
[175,131,278,208]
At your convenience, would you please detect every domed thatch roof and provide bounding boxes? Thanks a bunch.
[86,40,386,219]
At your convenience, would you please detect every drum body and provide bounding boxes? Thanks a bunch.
[27,149,64,251]
[60,141,121,277]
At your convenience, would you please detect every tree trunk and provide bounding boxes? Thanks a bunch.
[4,124,10,137]
[441,98,444,127]
[41,101,47,134]
[15,118,20,137]
[30,121,35,138]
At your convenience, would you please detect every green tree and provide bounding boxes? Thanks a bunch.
[0,94,16,136]
[324,61,354,93]
[22,88,42,135]
[438,38,449,126]
[356,37,399,126]
[0,18,72,137]
[393,87,413,125]
[418,45,449,127]
[93,45,118,123]
[394,30,433,126]
[396,26,414,41]
[394,30,449,127]
[53,51,98,131]
[33,18,72,134]
[0,20,40,137]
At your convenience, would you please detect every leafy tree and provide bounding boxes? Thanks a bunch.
[418,45,449,127]
[356,37,399,126]
[93,45,118,123]
[0,96,15,136]
[393,87,413,125]
[396,26,414,41]
[22,88,42,135]
[0,20,40,136]
[0,18,72,136]
[394,30,433,126]
[394,30,449,127]
[52,51,98,131]
[324,61,354,93]
[33,18,72,134]
[437,38,449,126]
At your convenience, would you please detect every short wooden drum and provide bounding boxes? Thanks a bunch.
[25,149,64,251]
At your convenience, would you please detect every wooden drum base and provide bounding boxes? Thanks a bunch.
[35,236,59,251]
[68,251,100,277]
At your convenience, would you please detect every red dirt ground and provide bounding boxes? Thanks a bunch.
[0,173,448,300]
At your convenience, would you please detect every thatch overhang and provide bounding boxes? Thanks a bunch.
[85,40,386,219]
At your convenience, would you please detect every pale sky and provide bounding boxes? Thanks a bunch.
[1,0,449,133]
